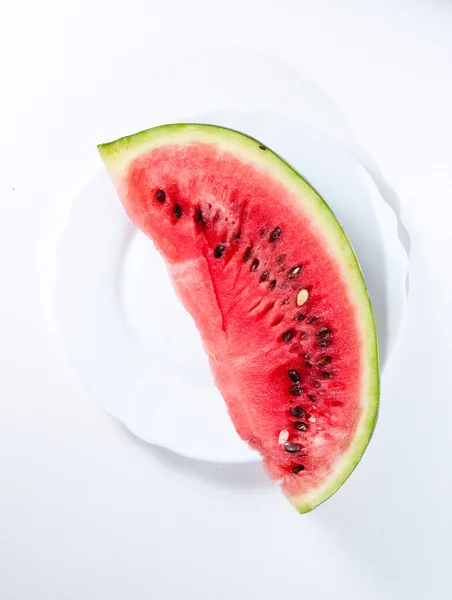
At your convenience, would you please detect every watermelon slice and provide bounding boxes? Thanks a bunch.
[98,124,379,513]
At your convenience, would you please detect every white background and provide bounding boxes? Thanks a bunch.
[2,1,452,599]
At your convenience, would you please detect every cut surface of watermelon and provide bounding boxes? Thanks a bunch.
[98,124,379,513]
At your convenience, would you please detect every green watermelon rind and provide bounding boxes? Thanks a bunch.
[98,124,379,514]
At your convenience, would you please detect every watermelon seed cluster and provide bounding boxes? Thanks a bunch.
[153,186,337,475]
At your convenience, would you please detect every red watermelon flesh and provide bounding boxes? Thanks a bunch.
[98,124,379,513]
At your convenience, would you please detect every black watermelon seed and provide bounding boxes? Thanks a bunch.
[304,361,312,367]
[308,394,316,402]
[307,316,317,324]
[322,371,333,378]
[288,266,302,279]
[269,227,282,242]
[292,465,305,474]
[316,327,331,339]
[284,443,301,453]
[290,406,305,418]
[173,204,183,219]
[316,356,332,366]
[295,313,305,321]
[288,385,303,396]
[260,271,269,282]
[282,329,295,343]
[294,421,308,431]
[317,339,331,348]
[195,207,206,225]
[260,228,267,236]
[244,247,253,262]
[156,189,166,202]
[214,244,226,259]
[259,145,267,151]
[251,258,260,272]
[288,370,301,384]
[233,230,241,240]
[269,279,277,290]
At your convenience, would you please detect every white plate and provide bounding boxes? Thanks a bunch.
[56,111,407,463]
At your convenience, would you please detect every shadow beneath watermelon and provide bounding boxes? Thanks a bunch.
[153,446,269,489]
[311,337,430,598]
[117,421,269,490]
[314,440,429,598]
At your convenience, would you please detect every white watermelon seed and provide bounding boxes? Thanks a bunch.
[278,430,289,444]
[297,289,309,306]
